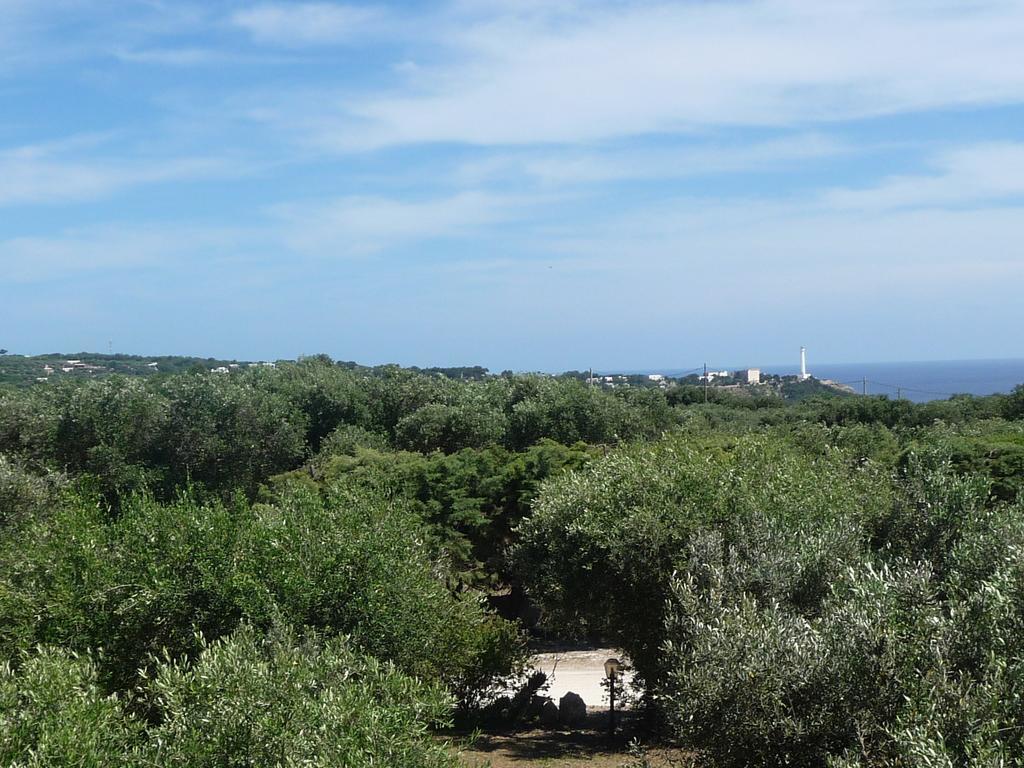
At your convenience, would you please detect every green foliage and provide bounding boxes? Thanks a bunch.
[780,378,855,402]
[514,433,888,691]
[395,401,508,453]
[0,629,462,768]
[234,485,523,695]
[291,439,595,584]
[517,428,1024,766]
[506,377,657,449]
[899,420,1024,503]
[0,485,522,704]
[268,356,372,451]
[4,356,1024,766]
[0,454,66,530]
[315,423,390,459]
[0,492,243,688]
[0,648,144,767]
[159,374,307,497]
[1,361,681,502]
[147,625,459,768]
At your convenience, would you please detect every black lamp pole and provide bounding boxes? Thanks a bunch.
[608,668,616,737]
[605,657,622,739]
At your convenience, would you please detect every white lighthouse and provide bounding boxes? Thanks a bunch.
[799,346,809,381]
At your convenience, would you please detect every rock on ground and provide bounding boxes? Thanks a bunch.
[559,691,587,727]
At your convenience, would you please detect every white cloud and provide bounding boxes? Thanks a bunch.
[291,0,1024,149]
[0,1,219,72]
[232,3,381,46]
[536,196,1024,317]
[455,134,852,187]
[112,47,223,66]
[823,142,1024,211]
[0,139,229,206]
[271,191,522,255]
[0,223,254,283]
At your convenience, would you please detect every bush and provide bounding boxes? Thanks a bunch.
[662,561,941,767]
[0,454,66,530]
[0,648,143,767]
[518,427,1024,766]
[0,484,522,705]
[234,484,524,698]
[513,433,888,692]
[148,625,459,768]
[0,628,465,768]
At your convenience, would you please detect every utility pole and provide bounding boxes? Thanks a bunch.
[863,377,867,396]
[589,367,593,387]
[896,387,901,401]
[703,363,708,404]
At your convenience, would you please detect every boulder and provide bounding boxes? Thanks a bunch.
[558,691,587,727]
[481,695,512,724]
[526,694,550,719]
[539,700,560,727]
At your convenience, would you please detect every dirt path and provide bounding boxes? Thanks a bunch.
[455,717,692,768]
[529,648,634,709]
[455,651,690,767]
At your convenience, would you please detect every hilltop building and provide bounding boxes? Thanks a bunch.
[736,368,761,385]
[700,370,730,382]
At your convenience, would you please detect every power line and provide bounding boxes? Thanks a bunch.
[863,380,958,398]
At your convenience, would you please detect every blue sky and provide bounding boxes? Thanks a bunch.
[3,0,1024,371]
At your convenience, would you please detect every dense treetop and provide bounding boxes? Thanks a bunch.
[2,355,1024,765]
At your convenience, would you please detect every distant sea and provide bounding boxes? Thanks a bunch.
[648,359,1024,403]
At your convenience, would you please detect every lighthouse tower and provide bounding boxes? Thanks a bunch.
[799,346,809,381]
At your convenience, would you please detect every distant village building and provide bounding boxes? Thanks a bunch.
[737,368,761,385]
[648,374,665,382]
[700,370,730,382]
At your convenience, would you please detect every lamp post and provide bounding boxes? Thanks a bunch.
[604,657,622,738]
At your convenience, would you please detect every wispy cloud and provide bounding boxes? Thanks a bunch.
[0,223,242,284]
[231,3,383,46]
[111,47,224,66]
[537,196,1024,315]
[270,190,524,255]
[0,138,231,206]
[455,134,853,187]
[280,0,1024,150]
[0,0,217,72]
[823,142,1024,211]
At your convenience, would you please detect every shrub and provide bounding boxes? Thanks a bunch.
[0,484,522,705]
[0,454,66,530]
[513,434,888,692]
[0,648,143,767]
[0,628,466,768]
[148,625,459,768]
[234,484,524,700]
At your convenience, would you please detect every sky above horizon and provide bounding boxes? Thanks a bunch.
[2,0,1024,371]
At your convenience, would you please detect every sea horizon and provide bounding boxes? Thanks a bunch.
[598,357,1024,403]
